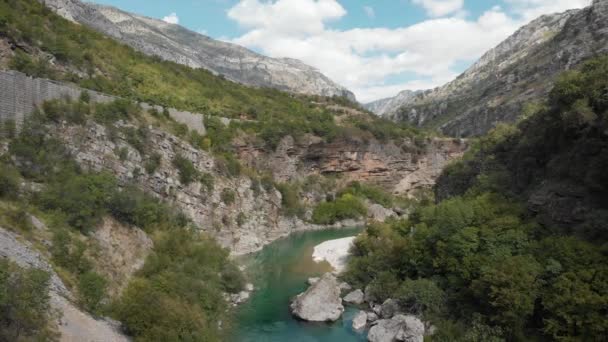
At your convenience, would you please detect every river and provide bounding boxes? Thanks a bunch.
[233,227,366,342]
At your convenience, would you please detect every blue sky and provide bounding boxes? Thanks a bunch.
[89,0,591,102]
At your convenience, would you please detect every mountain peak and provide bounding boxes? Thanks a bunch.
[39,0,356,101]
[374,0,607,136]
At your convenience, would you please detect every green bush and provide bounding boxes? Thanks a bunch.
[214,153,242,178]
[108,186,175,230]
[221,263,246,293]
[0,259,57,341]
[0,163,20,199]
[94,99,140,124]
[276,182,304,217]
[172,154,199,185]
[114,229,239,341]
[221,188,236,205]
[144,153,162,174]
[40,173,116,232]
[312,193,367,224]
[199,173,214,193]
[396,278,446,317]
[236,212,247,227]
[78,271,108,314]
[51,229,93,274]
[339,181,393,207]
[115,146,129,161]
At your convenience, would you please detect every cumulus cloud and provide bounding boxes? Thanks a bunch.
[363,6,375,19]
[227,0,591,102]
[412,0,464,17]
[162,12,179,24]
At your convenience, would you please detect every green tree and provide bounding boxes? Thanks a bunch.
[0,260,57,341]
[471,255,541,332]
[78,271,108,314]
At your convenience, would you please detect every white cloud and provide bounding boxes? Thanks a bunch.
[226,0,592,102]
[412,0,464,17]
[506,0,591,21]
[162,12,179,24]
[363,6,375,19]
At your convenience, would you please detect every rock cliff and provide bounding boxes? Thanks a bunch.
[378,0,608,137]
[39,0,356,101]
[236,135,467,197]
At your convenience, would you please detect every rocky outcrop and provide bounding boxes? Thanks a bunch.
[91,217,153,296]
[368,315,425,342]
[237,135,467,197]
[290,273,344,322]
[39,0,355,101]
[383,0,608,137]
[343,289,365,305]
[224,283,254,307]
[0,226,129,342]
[54,120,362,255]
[352,310,368,332]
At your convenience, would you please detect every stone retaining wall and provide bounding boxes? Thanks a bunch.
[0,70,205,135]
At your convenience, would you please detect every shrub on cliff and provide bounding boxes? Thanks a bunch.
[78,271,108,315]
[40,173,117,232]
[312,193,367,225]
[0,260,57,341]
[172,154,199,185]
[338,181,393,207]
[0,162,20,199]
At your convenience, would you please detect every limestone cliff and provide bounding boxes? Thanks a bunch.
[236,135,466,197]
[39,0,356,101]
[379,0,608,137]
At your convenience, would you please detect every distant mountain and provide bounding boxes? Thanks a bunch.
[40,0,356,101]
[377,0,608,137]
[365,90,421,117]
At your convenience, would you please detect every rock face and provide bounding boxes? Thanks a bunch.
[53,120,358,255]
[290,273,345,322]
[365,90,422,117]
[91,217,153,296]
[237,135,467,197]
[380,0,608,137]
[368,315,425,342]
[343,289,365,305]
[39,0,355,101]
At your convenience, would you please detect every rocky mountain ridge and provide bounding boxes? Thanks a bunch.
[374,0,608,137]
[39,0,356,101]
[365,90,422,117]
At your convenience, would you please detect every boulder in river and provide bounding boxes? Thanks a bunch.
[290,273,344,322]
[352,310,368,332]
[343,289,365,305]
[367,311,379,323]
[368,314,424,342]
[339,282,352,293]
[308,277,320,286]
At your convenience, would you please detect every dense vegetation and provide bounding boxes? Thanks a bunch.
[0,260,57,341]
[345,56,608,341]
[0,106,244,340]
[312,193,367,225]
[0,0,425,152]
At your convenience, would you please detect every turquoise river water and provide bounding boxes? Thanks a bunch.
[233,228,366,342]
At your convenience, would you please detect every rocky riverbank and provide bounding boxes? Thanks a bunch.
[290,271,431,341]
